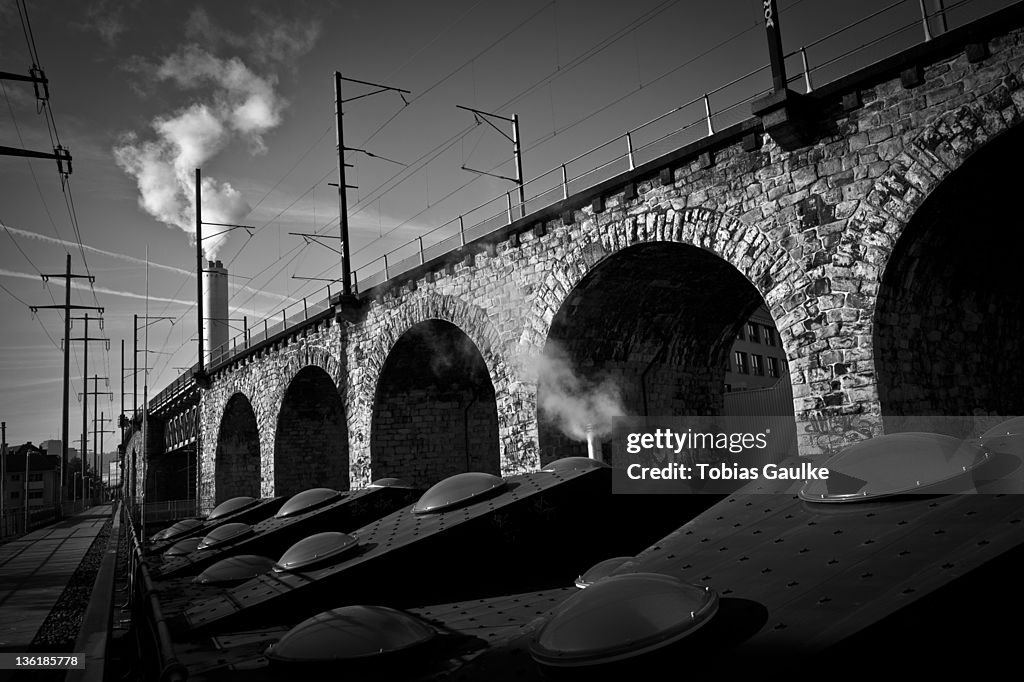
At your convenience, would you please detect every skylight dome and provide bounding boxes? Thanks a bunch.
[541,457,610,473]
[800,432,989,503]
[197,522,253,550]
[976,416,1024,455]
[163,536,202,557]
[575,557,632,588]
[194,555,275,586]
[151,517,202,542]
[368,477,414,488]
[411,472,505,515]
[208,496,258,520]
[530,573,718,667]
[265,605,436,664]
[273,532,359,572]
[275,488,342,519]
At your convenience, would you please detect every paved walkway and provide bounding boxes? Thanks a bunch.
[0,505,112,651]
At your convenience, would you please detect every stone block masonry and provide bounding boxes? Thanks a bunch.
[189,17,1024,513]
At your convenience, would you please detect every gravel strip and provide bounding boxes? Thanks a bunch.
[30,515,114,651]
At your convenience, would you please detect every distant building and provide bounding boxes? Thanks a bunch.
[3,442,60,510]
[107,460,121,487]
[39,440,77,461]
[725,304,788,392]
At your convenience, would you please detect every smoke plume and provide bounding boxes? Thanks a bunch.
[114,8,319,258]
[523,341,626,441]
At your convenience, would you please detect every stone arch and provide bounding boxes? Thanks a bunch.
[825,77,1024,439]
[522,206,808,461]
[273,364,348,496]
[871,117,1024,432]
[520,207,805,357]
[348,291,520,486]
[370,319,500,487]
[214,392,261,503]
[277,343,344,393]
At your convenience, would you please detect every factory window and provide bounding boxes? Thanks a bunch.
[763,327,777,346]
[747,323,759,342]
[768,357,781,378]
[751,354,764,376]
[734,351,749,374]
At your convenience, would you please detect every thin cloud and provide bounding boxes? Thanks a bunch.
[74,0,134,47]
[184,7,321,67]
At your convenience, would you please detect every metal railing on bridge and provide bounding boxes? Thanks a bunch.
[133,498,198,525]
[122,504,187,682]
[149,0,1011,411]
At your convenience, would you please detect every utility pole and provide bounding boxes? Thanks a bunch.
[132,316,164,416]
[133,315,138,419]
[0,67,72,176]
[763,0,787,91]
[120,338,126,444]
[81,375,112,497]
[31,255,101,506]
[333,72,409,297]
[456,105,526,219]
[133,309,172,519]
[69,314,108,496]
[96,412,114,502]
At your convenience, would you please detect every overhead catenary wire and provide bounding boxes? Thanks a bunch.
[12,0,112,386]
[222,0,681,310]
[254,0,725,306]
[342,0,806,267]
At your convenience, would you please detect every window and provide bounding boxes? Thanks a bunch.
[9,491,18,500]
[751,354,764,376]
[763,327,776,346]
[28,473,43,482]
[747,323,759,342]
[724,383,732,393]
[28,491,43,500]
[734,351,749,374]
[767,357,781,378]
[736,326,745,341]
[10,474,19,482]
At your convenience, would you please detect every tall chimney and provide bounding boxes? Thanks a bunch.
[203,260,229,364]
[585,424,602,461]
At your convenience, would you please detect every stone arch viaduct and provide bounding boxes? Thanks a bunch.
[131,7,1024,513]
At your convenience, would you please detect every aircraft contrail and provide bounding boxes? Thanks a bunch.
[1,221,293,303]
[0,267,193,306]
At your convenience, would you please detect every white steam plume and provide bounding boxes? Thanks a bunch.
[522,341,626,441]
[114,45,285,259]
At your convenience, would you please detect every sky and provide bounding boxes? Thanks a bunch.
[0,0,1013,457]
